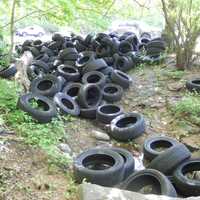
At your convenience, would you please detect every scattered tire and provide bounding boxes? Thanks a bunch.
[0,64,17,79]
[77,84,102,108]
[173,159,200,197]
[110,112,146,141]
[96,104,123,124]
[186,79,200,93]
[143,136,179,161]
[73,148,124,186]
[62,82,82,100]
[110,147,135,180]
[148,143,191,175]
[82,71,106,87]
[111,69,132,89]
[102,83,123,102]
[121,169,177,197]
[54,92,80,116]
[30,74,62,97]
[17,92,57,123]
[57,64,80,81]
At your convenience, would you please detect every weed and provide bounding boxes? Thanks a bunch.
[163,69,185,80]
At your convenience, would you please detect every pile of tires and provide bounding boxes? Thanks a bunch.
[16,31,165,124]
[74,135,200,198]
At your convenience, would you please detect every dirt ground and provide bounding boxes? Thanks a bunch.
[1,61,200,199]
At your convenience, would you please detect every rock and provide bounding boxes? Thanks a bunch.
[92,130,110,141]
[58,143,72,154]
[167,82,184,91]
[78,183,198,200]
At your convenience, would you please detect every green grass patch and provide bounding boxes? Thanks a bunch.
[0,79,71,167]
[163,69,185,80]
[172,92,200,125]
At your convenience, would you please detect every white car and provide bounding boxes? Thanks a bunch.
[16,25,45,37]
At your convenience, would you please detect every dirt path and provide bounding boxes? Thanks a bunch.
[1,63,200,199]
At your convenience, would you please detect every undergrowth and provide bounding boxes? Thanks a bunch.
[0,79,71,167]
[172,92,200,125]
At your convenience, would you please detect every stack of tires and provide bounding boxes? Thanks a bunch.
[16,31,166,124]
[73,135,200,198]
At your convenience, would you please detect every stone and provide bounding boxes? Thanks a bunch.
[58,143,72,154]
[92,130,110,141]
[78,183,199,200]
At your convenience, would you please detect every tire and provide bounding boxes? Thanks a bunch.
[27,65,44,81]
[121,169,177,197]
[77,84,102,108]
[110,112,146,141]
[114,56,134,72]
[147,40,166,50]
[146,47,165,56]
[0,64,17,79]
[82,71,106,88]
[102,83,123,102]
[30,74,62,97]
[62,82,82,100]
[76,51,94,68]
[34,53,49,63]
[73,148,124,186]
[57,64,80,82]
[96,104,123,124]
[173,159,200,197]
[109,147,135,180]
[40,46,55,57]
[29,47,40,57]
[118,41,133,54]
[111,69,132,89]
[186,79,200,92]
[148,143,191,175]
[143,136,179,161]
[17,92,57,123]
[80,101,106,119]
[31,60,50,73]
[54,92,80,116]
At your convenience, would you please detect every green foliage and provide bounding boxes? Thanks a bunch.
[163,69,185,79]
[0,79,70,166]
[172,92,200,125]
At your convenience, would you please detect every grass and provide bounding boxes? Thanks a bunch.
[172,92,200,125]
[0,78,71,167]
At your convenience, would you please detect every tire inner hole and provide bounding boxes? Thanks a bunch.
[87,74,101,83]
[38,80,53,91]
[192,80,200,85]
[100,105,120,114]
[125,175,161,195]
[61,98,74,110]
[63,67,76,74]
[86,87,100,106]
[29,98,49,111]
[67,86,80,97]
[116,116,137,128]
[79,56,89,65]
[104,86,118,94]
[150,140,172,152]
[83,154,115,170]
[182,162,200,181]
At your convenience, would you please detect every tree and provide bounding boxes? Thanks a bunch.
[161,0,200,69]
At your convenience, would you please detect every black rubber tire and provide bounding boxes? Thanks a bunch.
[76,51,94,68]
[114,56,134,72]
[31,60,50,73]
[143,136,179,161]
[29,47,40,57]
[96,104,123,124]
[109,147,135,180]
[27,65,44,81]
[121,169,177,197]
[173,159,200,197]
[110,112,146,142]
[30,74,62,97]
[186,79,200,93]
[146,47,165,56]
[102,83,123,102]
[118,41,133,54]
[40,46,55,57]
[62,82,82,100]
[54,92,80,116]
[77,84,102,108]
[80,101,106,119]
[82,71,106,88]
[148,143,191,175]
[0,64,17,79]
[17,92,57,123]
[111,69,132,89]
[147,40,166,50]
[73,148,124,186]
[34,53,49,63]
[57,64,80,82]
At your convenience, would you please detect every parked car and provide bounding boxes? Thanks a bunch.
[16,25,45,37]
